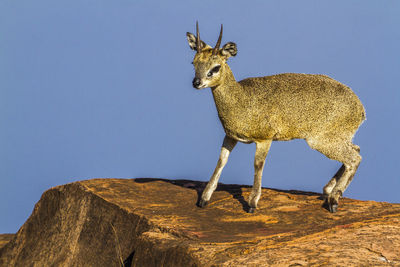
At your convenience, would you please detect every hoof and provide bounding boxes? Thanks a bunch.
[248,207,255,213]
[197,199,208,208]
[328,203,338,213]
[323,198,338,213]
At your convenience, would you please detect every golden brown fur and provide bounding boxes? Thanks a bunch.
[187,25,365,213]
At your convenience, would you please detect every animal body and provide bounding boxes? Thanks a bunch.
[187,22,365,213]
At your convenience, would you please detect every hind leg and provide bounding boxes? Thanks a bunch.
[329,144,361,208]
[324,145,360,195]
[323,164,344,196]
[328,144,361,193]
[343,145,360,190]
[307,138,362,212]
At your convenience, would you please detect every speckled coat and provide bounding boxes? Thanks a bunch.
[212,67,365,144]
[187,24,365,213]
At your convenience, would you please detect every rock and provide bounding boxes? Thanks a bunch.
[1,178,400,266]
[0,234,13,250]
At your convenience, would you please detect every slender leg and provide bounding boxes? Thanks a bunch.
[323,164,344,196]
[248,140,272,213]
[323,153,359,196]
[328,146,361,212]
[198,135,237,207]
[307,138,361,213]
[344,145,360,189]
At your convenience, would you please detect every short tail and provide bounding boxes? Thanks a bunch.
[361,107,366,121]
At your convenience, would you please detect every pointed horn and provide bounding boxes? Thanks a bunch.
[212,24,223,55]
[196,21,202,53]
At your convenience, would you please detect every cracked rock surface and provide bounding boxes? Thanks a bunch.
[1,178,399,266]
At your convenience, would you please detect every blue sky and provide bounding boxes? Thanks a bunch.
[1,1,399,233]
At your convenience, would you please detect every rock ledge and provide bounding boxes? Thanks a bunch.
[1,178,399,266]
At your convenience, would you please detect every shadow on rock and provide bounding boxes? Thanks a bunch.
[134,178,322,213]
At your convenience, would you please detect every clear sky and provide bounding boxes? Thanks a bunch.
[1,1,399,233]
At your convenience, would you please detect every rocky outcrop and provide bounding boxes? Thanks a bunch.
[1,178,399,266]
[0,235,13,251]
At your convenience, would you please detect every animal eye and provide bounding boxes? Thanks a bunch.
[207,65,221,77]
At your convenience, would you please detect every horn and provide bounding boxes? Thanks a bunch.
[196,21,202,53]
[212,24,223,56]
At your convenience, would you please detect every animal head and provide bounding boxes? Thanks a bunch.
[187,22,237,89]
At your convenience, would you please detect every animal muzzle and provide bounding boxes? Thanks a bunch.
[192,77,202,89]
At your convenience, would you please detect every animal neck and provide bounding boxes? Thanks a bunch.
[211,64,241,106]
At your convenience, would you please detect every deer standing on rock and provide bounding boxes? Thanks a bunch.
[186,22,365,213]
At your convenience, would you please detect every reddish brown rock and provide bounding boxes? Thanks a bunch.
[1,178,399,266]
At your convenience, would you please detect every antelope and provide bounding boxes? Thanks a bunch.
[187,22,365,213]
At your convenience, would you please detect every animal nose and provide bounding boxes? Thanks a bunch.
[192,78,201,88]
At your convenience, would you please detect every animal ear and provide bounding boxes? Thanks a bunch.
[221,42,237,58]
[186,32,210,51]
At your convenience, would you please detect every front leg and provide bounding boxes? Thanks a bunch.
[198,135,237,207]
[248,140,272,213]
